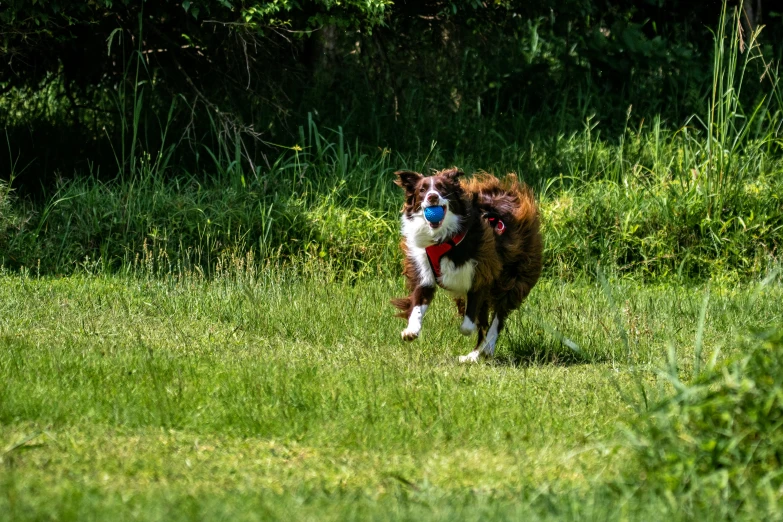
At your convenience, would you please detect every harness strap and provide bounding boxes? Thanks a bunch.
[425,232,466,278]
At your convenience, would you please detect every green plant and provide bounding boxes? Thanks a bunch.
[629,325,783,518]
[691,3,783,216]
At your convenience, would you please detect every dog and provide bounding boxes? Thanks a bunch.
[391,168,543,362]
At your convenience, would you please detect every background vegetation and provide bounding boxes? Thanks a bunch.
[2,0,780,172]
[2,0,782,280]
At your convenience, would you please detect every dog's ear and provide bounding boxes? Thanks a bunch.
[441,168,464,182]
[394,170,422,192]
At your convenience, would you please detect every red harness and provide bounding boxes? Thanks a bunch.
[424,214,505,279]
[425,232,466,278]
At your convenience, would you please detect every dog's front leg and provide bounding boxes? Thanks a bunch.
[459,290,484,336]
[401,285,436,341]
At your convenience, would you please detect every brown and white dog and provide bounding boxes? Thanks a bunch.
[391,168,543,362]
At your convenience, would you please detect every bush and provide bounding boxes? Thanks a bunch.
[0,180,32,266]
[629,328,783,517]
[5,1,780,189]
[542,171,783,280]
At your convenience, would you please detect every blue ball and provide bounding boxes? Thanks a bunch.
[424,206,445,223]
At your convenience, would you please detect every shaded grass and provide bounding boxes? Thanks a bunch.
[1,271,781,519]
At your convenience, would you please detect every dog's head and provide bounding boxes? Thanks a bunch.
[394,168,467,242]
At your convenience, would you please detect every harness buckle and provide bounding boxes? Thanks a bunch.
[484,213,506,235]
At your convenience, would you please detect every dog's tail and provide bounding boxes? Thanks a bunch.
[391,297,412,319]
[463,172,539,231]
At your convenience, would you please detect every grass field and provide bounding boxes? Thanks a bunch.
[2,269,781,520]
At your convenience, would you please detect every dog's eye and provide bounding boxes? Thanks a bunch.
[419,187,425,193]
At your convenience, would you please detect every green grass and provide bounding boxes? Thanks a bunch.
[1,270,781,520]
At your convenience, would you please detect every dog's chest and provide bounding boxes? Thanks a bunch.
[437,256,476,295]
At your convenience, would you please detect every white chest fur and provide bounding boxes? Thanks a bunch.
[438,257,476,296]
[401,213,473,293]
[407,244,437,288]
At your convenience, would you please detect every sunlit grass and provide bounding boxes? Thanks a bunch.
[1,271,781,519]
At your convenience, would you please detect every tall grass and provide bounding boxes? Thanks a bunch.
[628,327,783,518]
[2,118,782,279]
[696,3,783,216]
[0,2,781,280]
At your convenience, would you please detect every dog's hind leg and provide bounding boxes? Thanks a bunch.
[472,301,490,347]
[459,314,492,364]
[478,280,535,356]
[397,285,436,341]
[480,313,505,357]
[459,308,504,363]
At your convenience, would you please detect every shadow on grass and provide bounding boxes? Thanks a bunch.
[495,337,596,367]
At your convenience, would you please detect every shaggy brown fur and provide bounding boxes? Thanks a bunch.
[462,172,543,303]
[392,168,543,359]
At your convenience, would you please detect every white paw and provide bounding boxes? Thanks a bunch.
[459,317,477,336]
[458,350,481,363]
[401,328,420,341]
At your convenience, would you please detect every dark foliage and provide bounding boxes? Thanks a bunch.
[2,1,781,191]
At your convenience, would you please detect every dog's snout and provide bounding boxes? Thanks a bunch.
[426,193,439,204]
